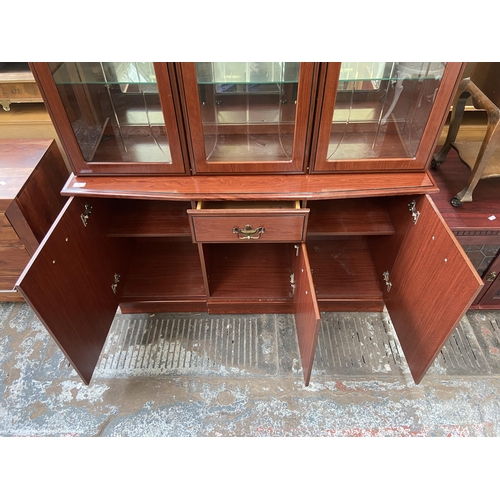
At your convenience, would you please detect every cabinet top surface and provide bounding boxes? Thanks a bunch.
[0,139,54,204]
[62,171,438,201]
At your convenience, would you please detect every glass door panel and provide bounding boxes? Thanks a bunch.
[195,62,300,162]
[329,62,446,160]
[49,62,172,163]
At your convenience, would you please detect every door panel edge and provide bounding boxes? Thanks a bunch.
[293,242,321,386]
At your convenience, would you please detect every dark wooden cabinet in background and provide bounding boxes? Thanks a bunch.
[16,61,483,387]
[430,148,500,310]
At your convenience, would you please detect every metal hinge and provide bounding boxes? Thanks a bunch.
[81,204,93,227]
[111,273,121,294]
[290,273,295,295]
[383,271,392,292]
[486,271,498,282]
[408,200,420,224]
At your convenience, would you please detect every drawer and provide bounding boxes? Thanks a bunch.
[0,82,42,102]
[0,275,25,302]
[0,214,23,246]
[187,201,309,243]
[0,275,18,290]
[0,246,30,275]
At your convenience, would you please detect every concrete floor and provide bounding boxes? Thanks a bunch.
[2,301,500,438]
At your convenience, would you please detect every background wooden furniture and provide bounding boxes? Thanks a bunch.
[430,147,500,308]
[0,139,69,301]
[16,61,483,388]
[0,63,43,112]
[432,62,500,206]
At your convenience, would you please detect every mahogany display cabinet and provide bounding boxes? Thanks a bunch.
[19,62,483,386]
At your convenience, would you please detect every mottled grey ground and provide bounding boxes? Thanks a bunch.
[2,302,500,437]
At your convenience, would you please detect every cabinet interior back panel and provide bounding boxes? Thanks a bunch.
[307,237,383,300]
[206,243,293,300]
[121,239,206,300]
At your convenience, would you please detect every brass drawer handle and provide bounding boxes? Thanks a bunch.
[486,271,498,282]
[232,224,265,240]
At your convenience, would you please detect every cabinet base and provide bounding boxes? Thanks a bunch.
[119,300,208,314]
[119,298,386,315]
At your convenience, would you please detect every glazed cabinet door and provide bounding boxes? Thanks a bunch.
[178,62,316,174]
[30,63,187,175]
[293,243,321,386]
[16,197,132,384]
[369,194,483,383]
[311,62,464,172]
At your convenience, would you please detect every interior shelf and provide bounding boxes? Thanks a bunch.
[120,239,205,300]
[108,200,192,237]
[307,198,395,235]
[307,237,383,307]
[205,243,294,300]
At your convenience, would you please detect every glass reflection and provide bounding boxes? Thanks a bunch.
[329,62,446,160]
[50,62,171,163]
[196,62,300,162]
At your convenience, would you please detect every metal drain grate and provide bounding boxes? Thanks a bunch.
[431,317,491,376]
[313,312,403,376]
[464,311,500,373]
[94,313,279,378]
[93,311,492,380]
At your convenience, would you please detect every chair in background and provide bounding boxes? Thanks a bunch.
[432,62,500,206]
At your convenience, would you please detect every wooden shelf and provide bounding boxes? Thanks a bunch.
[108,200,192,237]
[307,198,394,235]
[205,243,293,301]
[120,239,205,300]
[307,237,383,310]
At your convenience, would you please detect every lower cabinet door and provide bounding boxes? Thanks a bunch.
[293,243,321,386]
[370,194,483,384]
[16,197,131,384]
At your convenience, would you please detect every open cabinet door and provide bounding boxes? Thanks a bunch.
[293,243,321,386]
[370,194,483,384]
[16,197,131,384]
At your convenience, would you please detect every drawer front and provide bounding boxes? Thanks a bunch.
[0,246,30,275]
[0,275,19,290]
[0,273,25,300]
[0,82,42,101]
[0,214,22,246]
[189,210,309,243]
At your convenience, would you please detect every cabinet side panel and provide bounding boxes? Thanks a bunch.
[293,243,321,386]
[378,195,483,383]
[17,197,130,384]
